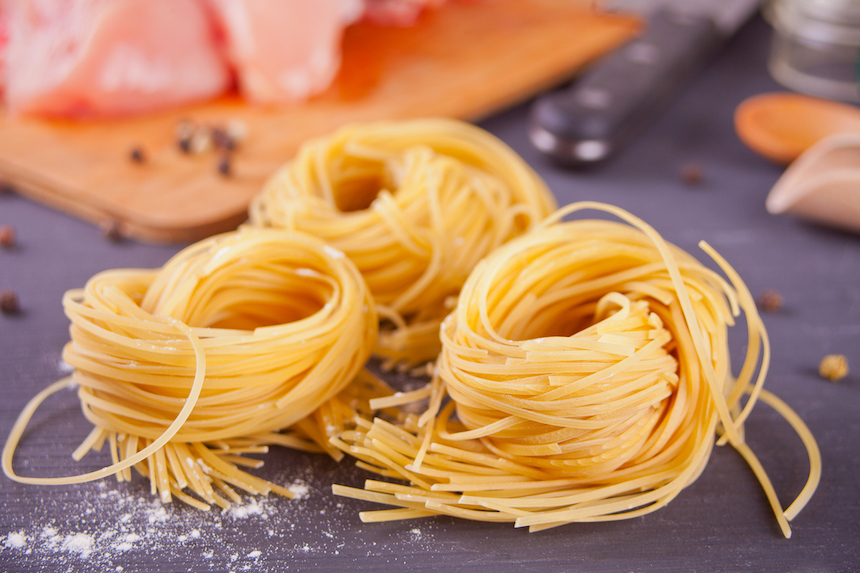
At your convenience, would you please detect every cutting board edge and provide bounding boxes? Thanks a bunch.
[4,170,248,244]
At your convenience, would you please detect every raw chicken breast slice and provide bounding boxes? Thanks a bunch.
[206,0,363,106]
[0,6,8,95]
[363,0,448,27]
[4,0,230,118]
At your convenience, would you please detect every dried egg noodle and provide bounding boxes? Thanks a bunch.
[3,228,382,510]
[333,202,821,537]
[249,118,557,367]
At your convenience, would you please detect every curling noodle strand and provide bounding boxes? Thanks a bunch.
[333,202,821,537]
[3,229,381,509]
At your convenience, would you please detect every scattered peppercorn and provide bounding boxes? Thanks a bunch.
[129,146,146,163]
[217,156,232,177]
[0,225,16,248]
[0,289,19,314]
[175,118,248,157]
[757,289,784,313]
[175,120,194,154]
[680,163,704,186]
[819,354,849,381]
[100,219,123,242]
[211,127,235,151]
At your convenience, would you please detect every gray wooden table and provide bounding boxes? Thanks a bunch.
[1,16,858,573]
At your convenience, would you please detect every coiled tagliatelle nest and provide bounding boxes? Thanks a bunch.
[3,228,385,509]
[249,118,557,367]
[334,202,820,536]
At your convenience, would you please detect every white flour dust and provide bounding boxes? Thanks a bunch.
[3,532,27,550]
[0,452,443,572]
[0,475,334,571]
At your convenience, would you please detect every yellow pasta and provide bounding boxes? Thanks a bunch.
[249,118,557,367]
[3,228,381,509]
[334,202,821,537]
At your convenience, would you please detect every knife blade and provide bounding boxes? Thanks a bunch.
[528,0,761,165]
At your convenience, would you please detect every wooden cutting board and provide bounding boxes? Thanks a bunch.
[0,0,638,243]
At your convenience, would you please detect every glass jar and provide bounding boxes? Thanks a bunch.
[766,0,860,102]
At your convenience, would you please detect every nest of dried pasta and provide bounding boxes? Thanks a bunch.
[333,202,820,536]
[4,229,388,510]
[249,118,557,367]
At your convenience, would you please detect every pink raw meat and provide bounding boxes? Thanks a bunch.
[0,6,8,96]
[206,0,363,106]
[363,0,448,26]
[4,0,230,118]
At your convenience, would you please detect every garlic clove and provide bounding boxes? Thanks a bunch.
[766,133,860,233]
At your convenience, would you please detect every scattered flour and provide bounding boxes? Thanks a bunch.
[0,446,439,570]
[227,498,267,519]
[40,526,57,539]
[4,531,27,549]
[146,505,169,524]
[288,481,310,500]
[61,533,94,559]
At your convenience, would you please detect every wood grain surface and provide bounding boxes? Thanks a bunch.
[0,0,638,243]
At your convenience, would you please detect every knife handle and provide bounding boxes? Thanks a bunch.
[529,9,722,165]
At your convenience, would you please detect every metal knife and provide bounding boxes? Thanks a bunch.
[528,0,761,165]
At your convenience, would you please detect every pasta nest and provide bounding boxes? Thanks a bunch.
[66,229,376,441]
[4,228,378,509]
[438,219,722,478]
[334,203,819,536]
[249,118,557,366]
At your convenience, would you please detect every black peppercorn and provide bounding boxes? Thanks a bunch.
[757,289,784,313]
[218,156,232,177]
[100,219,123,242]
[680,163,704,186]
[0,225,15,248]
[0,289,19,314]
[130,146,146,163]
[212,127,236,151]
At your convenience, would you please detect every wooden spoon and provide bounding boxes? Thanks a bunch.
[735,93,860,164]
[766,133,860,233]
